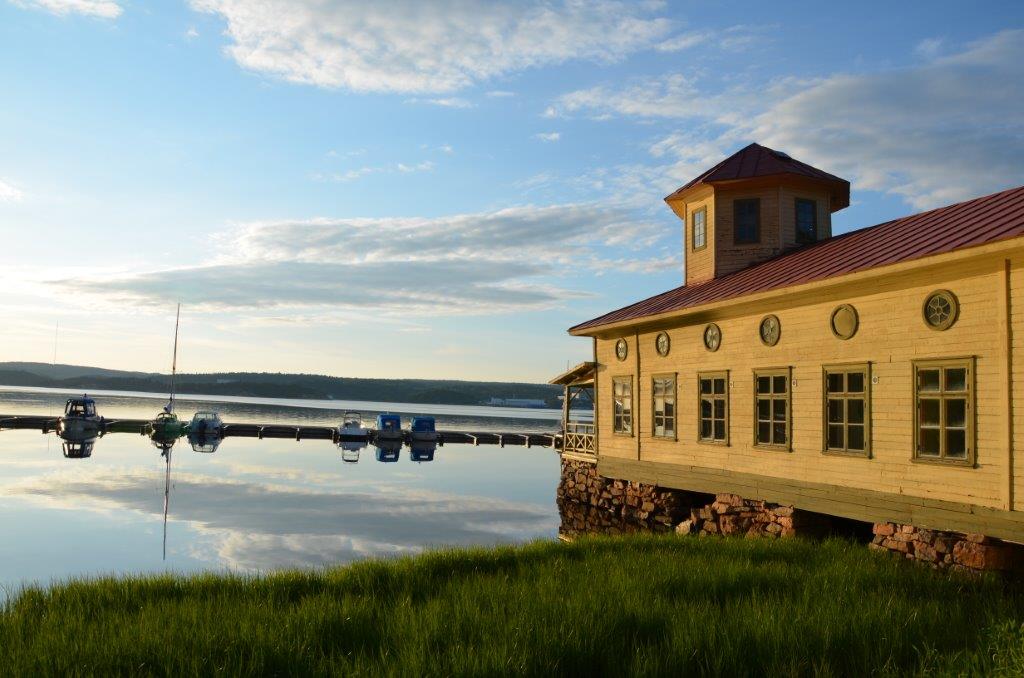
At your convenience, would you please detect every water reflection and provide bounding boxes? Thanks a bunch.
[0,389,560,587]
[375,441,402,463]
[410,442,436,463]
[60,430,97,459]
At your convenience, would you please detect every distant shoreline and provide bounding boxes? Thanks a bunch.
[0,361,564,410]
[0,384,565,421]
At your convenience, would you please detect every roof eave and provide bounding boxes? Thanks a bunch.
[568,236,1024,337]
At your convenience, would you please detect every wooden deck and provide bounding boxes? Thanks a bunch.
[0,414,560,448]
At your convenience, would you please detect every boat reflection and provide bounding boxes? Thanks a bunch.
[338,439,365,463]
[410,442,436,463]
[188,430,222,453]
[375,440,402,463]
[59,429,97,459]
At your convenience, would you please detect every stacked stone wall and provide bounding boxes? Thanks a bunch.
[677,493,831,538]
[869,523,1024,573]
[557,458,706,531]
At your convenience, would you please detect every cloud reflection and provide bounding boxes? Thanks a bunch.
[11,470,558,570]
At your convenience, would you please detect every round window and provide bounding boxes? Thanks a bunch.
[615,338,628,361]
[830,304,859,340]
[759,315,781,347]
[655,332,670,357]
[703,323,721,352]
[923,290,959,331]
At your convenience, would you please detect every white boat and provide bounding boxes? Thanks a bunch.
[189,411,224,436]
[58,395,103,437]
[337,411,368,438]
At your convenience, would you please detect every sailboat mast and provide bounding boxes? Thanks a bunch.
[169,304,180,413]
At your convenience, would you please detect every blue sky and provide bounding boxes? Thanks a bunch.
[1,1,1023,382]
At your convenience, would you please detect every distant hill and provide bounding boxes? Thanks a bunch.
[0,362,562,408]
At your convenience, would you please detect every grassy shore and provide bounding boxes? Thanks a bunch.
[3,535,1024,676]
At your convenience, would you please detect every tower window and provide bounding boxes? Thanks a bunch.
[796,198,818,244]
[734,198,760,244]
[691,207,707,251]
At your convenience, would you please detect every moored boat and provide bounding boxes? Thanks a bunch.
[189,411,223,436]
[375,413,403,441]
[410,416,437,443]
[57,395,103,437]
[337,411,367,438]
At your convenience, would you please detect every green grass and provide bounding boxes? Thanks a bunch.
[3,535,1024,676]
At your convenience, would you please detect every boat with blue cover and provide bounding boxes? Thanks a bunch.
[410,416,437,442]
[375,413,403,441]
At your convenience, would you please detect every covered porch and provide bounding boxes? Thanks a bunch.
[549,361,596,457]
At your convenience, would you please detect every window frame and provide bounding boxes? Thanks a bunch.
[691,206,707,251]
[651,373,677,440]
[822,362,871,458]
[697,370,730,446]
[795,198,818,245]
[753,367,792,451]
[912,358,975,467]
[733,198,761,245]
[612,375,634,437]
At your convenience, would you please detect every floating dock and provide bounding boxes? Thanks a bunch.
[0,414,559,448]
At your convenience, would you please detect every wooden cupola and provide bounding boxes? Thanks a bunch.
[665,143,850,286]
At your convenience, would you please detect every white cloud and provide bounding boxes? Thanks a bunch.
[0,179,24,203]
[486,90,515,98]
[54,203,664,315]
[551,30,1024,210]
[187,0,675,93]
[655,30,709,52]
[534,132,560,142]
[748,30,1024,208]
[11,0,121,18]
[914,37,943,59]
[185,26,200,40]
[406,97,475,109]
[546,73,709,120]
[312,160,434,183]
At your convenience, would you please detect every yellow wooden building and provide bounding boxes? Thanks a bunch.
[556,143,1024,550]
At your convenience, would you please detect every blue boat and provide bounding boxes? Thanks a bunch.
[410,416,437,442]
[375,413,403,441]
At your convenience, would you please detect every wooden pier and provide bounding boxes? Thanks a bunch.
[0,414,560,448]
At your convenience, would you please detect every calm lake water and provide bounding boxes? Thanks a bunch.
[0,388,562,591]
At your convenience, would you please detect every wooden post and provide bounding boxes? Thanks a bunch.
[999,259,1014,510]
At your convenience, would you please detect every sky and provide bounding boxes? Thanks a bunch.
[1,1,1023,383]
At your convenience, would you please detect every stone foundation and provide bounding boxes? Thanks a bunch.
[558,458,1023,573]
[557,458,708,532]
[869,523,1024,573]
[679,493,832,539]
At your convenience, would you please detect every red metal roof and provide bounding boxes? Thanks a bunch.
[666,142,850,209]
[571,184,1024,334]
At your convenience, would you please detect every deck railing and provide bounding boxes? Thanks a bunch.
[563,421,596,455]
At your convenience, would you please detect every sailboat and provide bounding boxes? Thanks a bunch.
[149,304,188,443]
